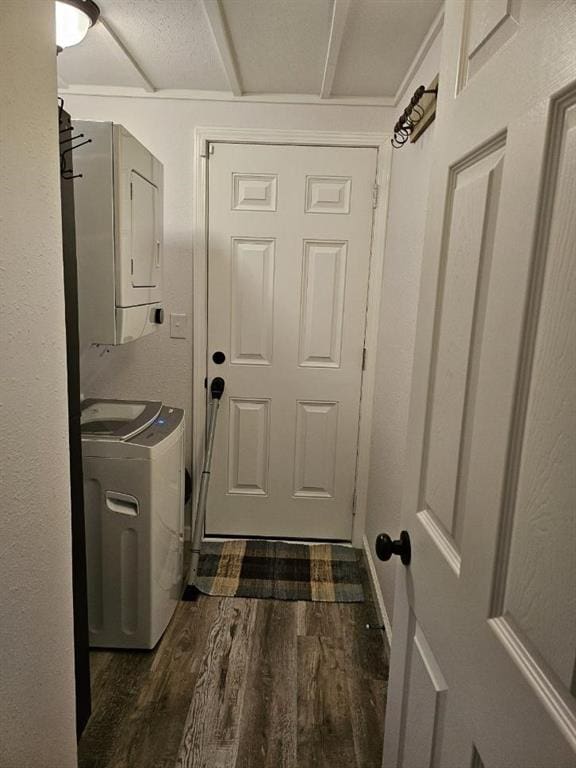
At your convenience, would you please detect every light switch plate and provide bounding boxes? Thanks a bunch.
[170,313,188,339]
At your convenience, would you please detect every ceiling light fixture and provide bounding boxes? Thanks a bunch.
[55,0,100,52]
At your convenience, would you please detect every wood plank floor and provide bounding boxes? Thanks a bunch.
[78,552,388,768]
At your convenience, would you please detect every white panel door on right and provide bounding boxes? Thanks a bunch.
[383,2,576,767]
[206,143,377,539]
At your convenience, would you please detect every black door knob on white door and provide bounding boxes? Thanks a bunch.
[375,531,411,565]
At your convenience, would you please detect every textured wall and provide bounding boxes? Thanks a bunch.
[64,94,395,489]
[364,31,442,628]
[0,2,77,766]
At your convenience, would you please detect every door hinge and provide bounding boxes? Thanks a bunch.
[130,182,133,200]
[130,258,134,275]
[362,347,367,370]
[372,183,379,208]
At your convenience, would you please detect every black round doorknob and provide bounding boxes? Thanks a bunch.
[375,531,411,566]
[212,351,226,364]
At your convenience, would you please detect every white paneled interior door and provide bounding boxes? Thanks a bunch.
[206,143,377,539]
[383,2,576,767]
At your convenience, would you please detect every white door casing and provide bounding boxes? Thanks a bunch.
[205,143,377,540]
[383,2,576,767]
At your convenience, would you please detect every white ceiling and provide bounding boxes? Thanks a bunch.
[58,0,443,103]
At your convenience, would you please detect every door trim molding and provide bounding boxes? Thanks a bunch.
[192,126,392,546]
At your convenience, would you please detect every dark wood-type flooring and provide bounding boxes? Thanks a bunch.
[78,552,388,768]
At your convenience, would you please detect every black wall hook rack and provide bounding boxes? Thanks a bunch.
[391,83,438,149]
[59,97,92,180]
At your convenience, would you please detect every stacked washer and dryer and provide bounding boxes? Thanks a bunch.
[75,123,184,649]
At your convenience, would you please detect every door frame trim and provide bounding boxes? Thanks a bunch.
[192,127,392,546]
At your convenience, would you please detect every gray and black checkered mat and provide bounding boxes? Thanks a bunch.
[194,540,364,602]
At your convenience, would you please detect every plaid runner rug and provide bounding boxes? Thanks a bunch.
[195,540,364,602]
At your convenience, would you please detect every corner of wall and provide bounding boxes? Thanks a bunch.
[0,2,78,766]
[362,19,443,631]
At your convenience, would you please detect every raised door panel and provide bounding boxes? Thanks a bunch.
[232,173,278,211]
[458,0,522,90]
[293,401,339,498]
[230,238,275,365]
[305,176,352,214]
[420,139,505,572]
[490,97,576,729]
[298,240,347,368]
[227,398,271,496]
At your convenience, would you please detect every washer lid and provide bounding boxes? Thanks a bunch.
[81,398,162,441]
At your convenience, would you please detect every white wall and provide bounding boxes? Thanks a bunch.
[0,2,77,766]
[63,93,395,486]
[364,29,442,630]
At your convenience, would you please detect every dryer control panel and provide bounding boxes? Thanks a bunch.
[130,406,184,447]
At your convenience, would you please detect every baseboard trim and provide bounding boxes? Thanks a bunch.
[202,535,353,546]
[189,532,356,547]
[362,533,393,645]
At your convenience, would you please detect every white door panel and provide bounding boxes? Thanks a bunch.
[227,398,271,496]
[383,2,576,767]
[207,143,377,540]
[293,400,339,498]
[457,0,547,92]
[401,622,448,768]
[299,240,347,368]
[229,238,275,365]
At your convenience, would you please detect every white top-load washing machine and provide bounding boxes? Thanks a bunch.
[81,398,185,650]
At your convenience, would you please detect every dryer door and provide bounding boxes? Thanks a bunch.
[131,171,161,288]
[114,126,163,308]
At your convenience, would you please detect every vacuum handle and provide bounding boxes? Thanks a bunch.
[210,377,225,400]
